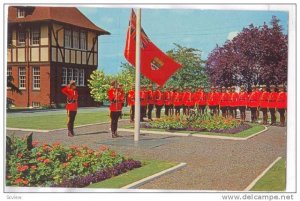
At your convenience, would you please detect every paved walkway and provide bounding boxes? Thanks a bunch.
[6,121,286,191]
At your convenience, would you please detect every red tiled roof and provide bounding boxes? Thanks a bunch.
[8,6,110,35]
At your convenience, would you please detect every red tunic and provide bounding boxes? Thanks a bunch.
[238,92,248,107]
[259,91,270,108]
[108,87,123,111]
[140,90,148,106]
[173,92,182,106]
[195,91,206,106]
[219,92,230,107]
[154,90,164,106]
[61,87,78,111]
[164,91,172,106]
[268,92,278,109]
[248,91,260,108]
[276,92,287,109]
[127,90,135,106]
[230,92,239,107]
[207,92,218,106]
[147,90,155,105]
[184,91,194,107]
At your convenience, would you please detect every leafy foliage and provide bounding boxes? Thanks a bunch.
[87,70,112,102]
[206,16,287,89]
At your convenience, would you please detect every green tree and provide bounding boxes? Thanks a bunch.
[166,44,209,90]
[87,70,112,102]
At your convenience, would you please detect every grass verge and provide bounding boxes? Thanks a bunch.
[86,160,178,188]
[251,158,286,191]
[7,112,128,130]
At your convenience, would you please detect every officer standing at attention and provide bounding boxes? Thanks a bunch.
[238,85,248,123]
[268,85,278,125]
[154,86,164,118]
[140,85,148,121]
[173,87,182,116]
[276,85,287,127]
[108,80,123,138]
[147,84,155,121]
[127,84,135,123]
[219,86,229,118]
[259,85,270,125]
[61,80,78,137]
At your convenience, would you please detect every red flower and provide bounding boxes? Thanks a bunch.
[82,162,89,168]
[36,152,42,157]
[63,162,69,168]
[43,159,51,164]
[23,179,29,185]
[17,165,29,172]
[31,165,37,170]
[32,140,39,147]
[110,151,116,157]
[15,178,23,184]
[52,141,61,147]
[67,153,73,161]
[37,157,44,162]
[87,149,94,154]
[17,152,23,158]
[99,145,108,151]
[70,145,79,150]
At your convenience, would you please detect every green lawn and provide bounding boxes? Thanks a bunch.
[87,160,178,188]
[121,123,266,138]
[251,158,286,191]
[7,112,129,130]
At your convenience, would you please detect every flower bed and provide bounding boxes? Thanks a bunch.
[6,134,141,187]
[144,113,249,134]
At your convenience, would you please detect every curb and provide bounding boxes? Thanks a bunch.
[6,119,129,133]
[118,125,268,141]
[121,162,187,189]
[243,157,282,191]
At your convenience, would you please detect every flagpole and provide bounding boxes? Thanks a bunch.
[134,8,141,142]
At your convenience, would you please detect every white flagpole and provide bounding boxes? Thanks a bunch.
[134,8,141,142]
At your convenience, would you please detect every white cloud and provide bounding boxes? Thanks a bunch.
[227,31,239,40]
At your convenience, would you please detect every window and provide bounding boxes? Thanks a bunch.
[8,31,12,46]
[62,68,67,86]
[64,29,72,48]
[18,31,25,46]
[67,68,73,84]
[73,69,79,84]
[32,102,40,108]
[73,31,79,49]
[79,69,85,86]
[32,67,40,90]
[30,28,40,45]
[18,67,26,89]
[7,67,12,77]
[80,31,87,50]
[17,8,25,18]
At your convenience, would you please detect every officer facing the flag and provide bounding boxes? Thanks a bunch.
[238,85,248,123]
[268,85,278,125]
[276,85,287,127]
[147,84,155,121]
[61,80,78,137]
[127,84,135,123]
[108,80,123,138]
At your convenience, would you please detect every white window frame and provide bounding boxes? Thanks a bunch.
[62,68,67,86]
[17,8,25,18]
[32,67,40,90]
[32,102,40,108]
[64,29,72,48]
[67,68,73,85]
[18,67,26,90]
[18,31,25,46]
[73,68,79,85]
[7,67,12,77]
[79,69,85,86]
[80,31,87,50]
[73,30,79,49]
[30,27,40,45]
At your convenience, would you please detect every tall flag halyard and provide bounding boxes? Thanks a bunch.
[124,9,182,86]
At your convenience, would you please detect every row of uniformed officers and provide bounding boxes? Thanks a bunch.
[62,80,287,138]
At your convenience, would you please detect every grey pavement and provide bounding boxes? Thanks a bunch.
[6,120,286,191]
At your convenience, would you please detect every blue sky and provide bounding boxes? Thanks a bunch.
[78,7,288,75]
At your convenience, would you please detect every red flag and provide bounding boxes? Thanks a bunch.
[124,10,182,86]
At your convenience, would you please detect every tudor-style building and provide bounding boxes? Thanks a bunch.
[7,6,110,107]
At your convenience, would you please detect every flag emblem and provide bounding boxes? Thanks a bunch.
[151,57,164,70]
